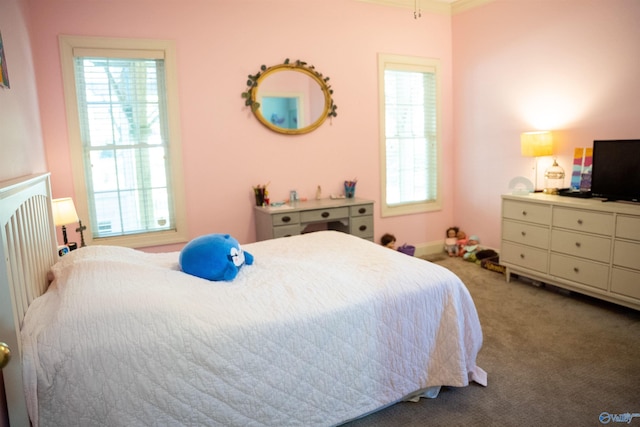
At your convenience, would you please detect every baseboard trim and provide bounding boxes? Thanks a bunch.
[414,240,500,258]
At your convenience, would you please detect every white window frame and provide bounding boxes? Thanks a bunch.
[59,35,187,248]
[378,53,442,217]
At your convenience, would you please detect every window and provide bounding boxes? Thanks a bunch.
[378,54,442,217]
[60,36,187,247]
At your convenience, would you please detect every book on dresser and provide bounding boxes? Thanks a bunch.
[500,193,640,311]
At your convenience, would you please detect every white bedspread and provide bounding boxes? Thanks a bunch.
[22,231,486,426]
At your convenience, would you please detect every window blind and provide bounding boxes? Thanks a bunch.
[384,68,437,206]
[74,55,174,238]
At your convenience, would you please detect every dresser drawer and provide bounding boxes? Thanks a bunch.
[255,199,375,243]
[272,212,300,226]
[503,200,551,225]
[552,207,613,236]
[349,216,373,239]
[350,204,373,217]
[613,240,640,270]
[550,229,611,262]
[502,219,549,249]
[611,268,640,299]
[501,242,548,273]
[300,207,349,223]
[501,194,640,310]
[616,215,640,241]
[549,254,609,290]
[272,224,301,238]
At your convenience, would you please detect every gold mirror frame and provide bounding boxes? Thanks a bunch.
[242,59,337,135]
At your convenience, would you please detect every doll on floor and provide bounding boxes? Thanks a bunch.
[380,233,396,249]
[444,226,460,256]
[456,230,468,256]
[461,235,480,262]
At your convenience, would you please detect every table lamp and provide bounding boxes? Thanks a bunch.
[521,131,553,192]
[52,197,79,250]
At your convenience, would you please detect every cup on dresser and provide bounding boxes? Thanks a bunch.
[344,181,356,198]
[254,187,266,206]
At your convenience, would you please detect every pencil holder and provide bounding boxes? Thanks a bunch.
[344,182,356,198]
[254,187,265,206]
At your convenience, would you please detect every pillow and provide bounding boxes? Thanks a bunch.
[179,234,254,281]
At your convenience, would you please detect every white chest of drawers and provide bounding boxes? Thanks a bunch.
[501,193,640,311]
[255,198,374,242]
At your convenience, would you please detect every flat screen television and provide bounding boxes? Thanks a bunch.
[591,139,640,203]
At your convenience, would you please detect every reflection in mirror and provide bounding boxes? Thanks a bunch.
[242,59,337,135]
[261,96,298,130]
[257,69,325,130]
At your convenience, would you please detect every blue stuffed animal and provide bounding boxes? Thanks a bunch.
[179,234,254,281]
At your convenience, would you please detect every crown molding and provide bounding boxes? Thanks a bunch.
[354,0,494,15]
[355,0,450,14]
[451,0,495,14]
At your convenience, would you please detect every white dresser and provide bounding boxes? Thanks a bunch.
[501,193,640,311]
[254,198,374,242]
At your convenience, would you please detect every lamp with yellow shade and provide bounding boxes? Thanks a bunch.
[521,131,553,158]
[521,131,566,194]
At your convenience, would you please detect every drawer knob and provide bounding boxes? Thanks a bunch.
[358,207,366,214]
[573,267,579,273]
[321,211,330,218]
[575,242,581,248]
[521,231,526,236]
[522,211,527,216]
[282,216,291,223]
[577,219,583,225]
[520,254,525,259]
[359,225,367,231]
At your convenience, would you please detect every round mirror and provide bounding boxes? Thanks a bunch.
[242,60,337,135]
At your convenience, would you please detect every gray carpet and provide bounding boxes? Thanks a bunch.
[342,255,640,427]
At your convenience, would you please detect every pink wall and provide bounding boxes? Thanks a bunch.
[24,0,640,252]
[0,1,45,422]
[0,1,46,421]
[452,0,640,249]
[0,0,47,182]
[27,0,455,251]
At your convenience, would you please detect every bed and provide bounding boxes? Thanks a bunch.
[1,173,486,427]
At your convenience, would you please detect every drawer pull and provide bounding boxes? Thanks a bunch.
[282,216,291,223]
[321,211,330,218]
[359,225,367,231]
[575,242,581,248]
[573,267,579,273]
[522,211,527,216]
[520,254,525,259]
[521,231,526,236]
[577,219,583,225]
[358,207,366,214]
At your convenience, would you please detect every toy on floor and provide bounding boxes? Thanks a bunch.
[461,235,480,262]
[456,230,468,256]
[444,226,460,256]
[381,233,396,249]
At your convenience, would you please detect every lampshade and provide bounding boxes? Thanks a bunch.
[52,198,79,226]
[521,131,554,157]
